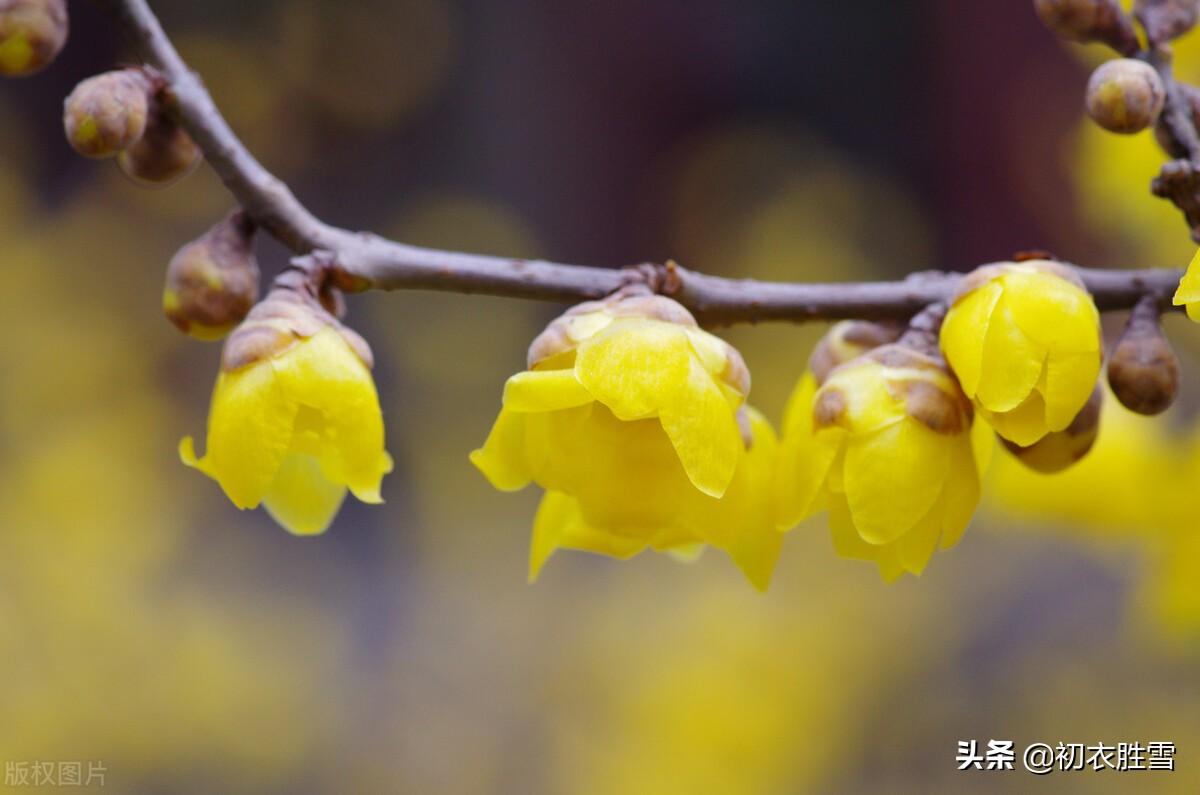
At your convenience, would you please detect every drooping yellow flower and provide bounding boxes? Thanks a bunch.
[1173,246,1200,321]
[939,260,1102,446]
[776,344,992,581]
[180,287,393,535]
[471,291,781,588]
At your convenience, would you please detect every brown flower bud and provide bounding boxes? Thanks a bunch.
[1086,59,1166,135]
[164,211,261,341]
[0,0,67,77]
[808,320,903,385]
[117,109,201,187]
[63,69,152,159]
[1033,0,1139,54]
[1107,295,1179,415]
[1003,384,1102,473]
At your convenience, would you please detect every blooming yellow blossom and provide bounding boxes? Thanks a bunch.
[1173,246,1200,321]
[775,345,992,581]
[939,260,1102,446]
[471,292,781,588]
[180,289,393,535]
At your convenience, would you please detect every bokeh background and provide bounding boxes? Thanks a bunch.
[1,0,1198,792]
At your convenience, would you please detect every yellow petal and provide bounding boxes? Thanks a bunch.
[659,356,743,498]
[941,280,1002,397]
[715,408,782,591]
[843,419,949,545]
[875,548,907,583]
[1003,270,1100,352]
[529,490,574,581]
[975,299,1046,412]
[271,328,391,503]
[470,407,532,492]
[828,492,879,561]
[775,426,841,529]
[262,453,348,536]
[970,415,996,476]
[894,497,945,576]
[987,390,1049,447]
[201,364,298,510]
[1173,248,1200,307]
[1040,351,1101,431]
[939,437,982,550]
[502,369,594,413]
[667,543,706,563]
[780,371,818,437]
[574,318,692,420]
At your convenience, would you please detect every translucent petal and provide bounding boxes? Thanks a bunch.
[975,299,1046,412]
[1003,270,1100,352]
[659,357,743,498]
[201,364,298,510]
[1041,351,1101,431]
[780,371,818,437]
[970,416,996,476]
[262,453,348,536]
[940,281,1002,397]
[939,437,982,550]
[875,549,907,583]
[1173,248,1200,307]
[469,407,531,492]
[775,426,841,529]
[711,408,782,591]
[271,328,391,503]
[828,493,878,561]
[574,319,692,420]
[667,543,706,563]
[502,369,594,413]
[894,496,945,575]
[843,419,950,545]
[683,327,732,379]
[529,490,574,581]
[987,390,1049,447]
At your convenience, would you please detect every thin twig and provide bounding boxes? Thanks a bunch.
[91,0,1185,325]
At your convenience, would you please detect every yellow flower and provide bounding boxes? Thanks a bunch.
[939,260,1102,446]
[1173,246,1200,321]
[776,345,992,581]
[180,288,393,536]
[471,292,781,588]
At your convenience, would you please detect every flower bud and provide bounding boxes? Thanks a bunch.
[0,0,67,77]
[808,320,903,385]
[1002,385,1102,473]
[1033,0,1139,53]
[163,211,260,341]
[1086,59,1166,135]
[63,69,152,158]
[1108,296,1179,415]
[118,110,201,187]
[940,259,1102,447]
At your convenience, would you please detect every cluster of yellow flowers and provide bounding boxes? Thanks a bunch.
[181,256,1169,588]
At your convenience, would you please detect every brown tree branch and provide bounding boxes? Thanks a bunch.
[92,0,1185,325]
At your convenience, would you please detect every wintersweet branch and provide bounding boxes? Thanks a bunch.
[94,0,1184,325]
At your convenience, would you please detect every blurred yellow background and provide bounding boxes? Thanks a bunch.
[0,0,1198,792]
